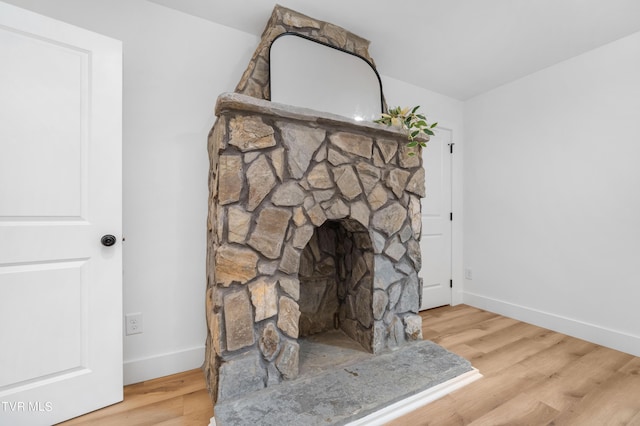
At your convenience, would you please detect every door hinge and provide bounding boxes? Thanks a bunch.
[450,212,453,221]
[449,143,455,154]
[450,279,453,288]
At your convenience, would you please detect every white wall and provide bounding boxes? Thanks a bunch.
[463,31,640,356]
[3,0,258,384]
[381,77,465,304]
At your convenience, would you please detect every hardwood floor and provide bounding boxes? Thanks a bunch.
[390,305,640,425]
[57,369,213,425]
[59,305,640,425]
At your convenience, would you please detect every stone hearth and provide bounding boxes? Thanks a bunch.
[204,93,426,404]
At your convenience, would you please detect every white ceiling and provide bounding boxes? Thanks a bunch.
[148,0,640,100]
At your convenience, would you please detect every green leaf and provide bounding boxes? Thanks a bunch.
[424,129,434,136]
[407,141,418,147]
[430,122,438,128]
[411,105,420,114]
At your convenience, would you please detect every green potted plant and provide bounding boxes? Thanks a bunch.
[374,106,437,155]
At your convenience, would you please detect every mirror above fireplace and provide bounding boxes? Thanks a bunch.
[269,33,384,122]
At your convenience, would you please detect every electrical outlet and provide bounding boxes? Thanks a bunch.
[464,269,473,280]
[125,313,143,335]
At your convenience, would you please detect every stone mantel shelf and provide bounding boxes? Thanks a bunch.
[214,92,429,144]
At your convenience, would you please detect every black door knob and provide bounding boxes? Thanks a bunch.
[101,234,116,247]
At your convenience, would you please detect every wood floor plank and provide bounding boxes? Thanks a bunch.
[549,371,640,425]
[466,392,559,426]
[58,369,211,426]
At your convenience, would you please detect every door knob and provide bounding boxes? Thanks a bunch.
[101,234,116,247]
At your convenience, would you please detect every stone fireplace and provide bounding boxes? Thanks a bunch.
[204,5,427,406]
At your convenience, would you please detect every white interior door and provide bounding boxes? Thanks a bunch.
[0,3,122,425]
[419,127,453,310]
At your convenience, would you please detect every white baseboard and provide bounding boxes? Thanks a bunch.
[123,345,205,385]
[463,292,640,357]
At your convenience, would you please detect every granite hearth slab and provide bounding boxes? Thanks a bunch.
[213,339,478,425]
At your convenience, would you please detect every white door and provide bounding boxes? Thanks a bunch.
[419,127,453,310]
[0,3,122,425]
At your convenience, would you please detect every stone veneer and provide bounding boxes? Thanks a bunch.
[204,93,427,404]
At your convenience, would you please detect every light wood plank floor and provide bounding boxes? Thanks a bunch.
[59,304,640,425]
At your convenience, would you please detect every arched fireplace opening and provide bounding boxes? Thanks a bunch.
[298,219,374,353]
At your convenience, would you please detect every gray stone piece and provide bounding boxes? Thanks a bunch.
[355,161,381,194]
[350,200,370,228]
[229,116,276,152]
[278,121,325,179]
[406,168,426,197]
[277,296,301,338]
[292,206,307,226]
[217,350,266,401]
[278,276,300,301]
[409,195,422,238]
[312,189,335,203]
[370,230,386,254]
[373,255,404,291]
[305,203,327,227]
[323,199,349,219]
[307,162,334,189]
[249,277,278,322]
[372,146,385,168]
[386,168,411,199]
[355,286,373,328]
[259,322,281,361]
[407,239,422,270]
[223,290,255,351]
[314,145,327,162]
[248,206,292,259]
[218,155,243,205]
[257,260,279,275]
[372,202,407,237]
[246,155,276,211]
[372,290,389,321]
[271,181,306,206]
[227,206,252,244]
[333,165,362,200]
[398,144,421,168]
[327,148,350,166]
[399,224,413,244]
[215,245,259,286]
[367,183,388,211]
[397,273,420,314]
[292,224,314,249]
[376,138,398,164]
[279,245,301,274]
[214,340,474,425]
[267,363,282,386]
[388,316,406,347]
[388,282,402,309]
[404,314,423,340]
[384,241,407,262]
[268,147,285,182]
[243,151,260,164]
[330,132,373,159]
[275,340,300,380]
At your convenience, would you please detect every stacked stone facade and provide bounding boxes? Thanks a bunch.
[205,93,426,403]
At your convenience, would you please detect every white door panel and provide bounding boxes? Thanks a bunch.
[0,3,122,425]
[420,128,452,310]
